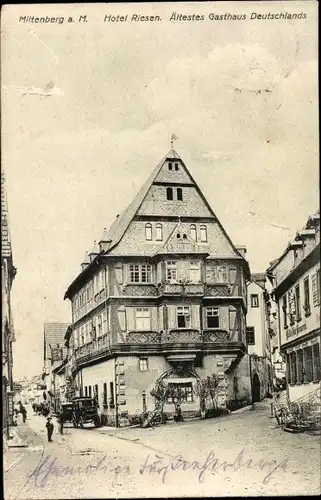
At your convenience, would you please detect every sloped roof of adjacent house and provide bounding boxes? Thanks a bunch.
[44,322,70,360]
[65,148,250,299]
[267,208,320,274]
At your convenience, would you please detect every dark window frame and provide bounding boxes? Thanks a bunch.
[166,187,173,200]
[246,326,255,345]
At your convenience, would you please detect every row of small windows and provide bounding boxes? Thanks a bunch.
[168,162,179,171]
[166,187,183,201]
[145,223,207,242]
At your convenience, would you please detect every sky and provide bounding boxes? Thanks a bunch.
[1,2,319,379]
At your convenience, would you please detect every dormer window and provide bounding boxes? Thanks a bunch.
[177,188,183,201]
[200,224,207,242]
[145,223,152,241]
[168,162,173,171]
[166,187,173,200]
[175,163,179,171]
[155,223,163,241]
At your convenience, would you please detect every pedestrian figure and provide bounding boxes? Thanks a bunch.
[20,405,27,423]
[46,417,54,442]
[57,408,64,435]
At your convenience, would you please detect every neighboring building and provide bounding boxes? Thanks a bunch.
[1,170,17,436]
[267,210,320,402]
[42,322,70,408]
[64,147,252,426]
[246,273,273,402]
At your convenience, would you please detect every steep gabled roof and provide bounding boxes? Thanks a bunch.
[44,322,70,360]
[65,148,250,298]
[104,152,171,253]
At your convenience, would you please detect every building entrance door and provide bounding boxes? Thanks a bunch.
[252,373,261,403]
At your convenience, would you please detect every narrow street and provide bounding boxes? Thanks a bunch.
[4,400,320,498]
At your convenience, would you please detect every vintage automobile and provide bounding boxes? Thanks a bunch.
[71,396,101,428]
[60,402,74,423]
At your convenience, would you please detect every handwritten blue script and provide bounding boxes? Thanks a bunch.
[29,454,130,487]
[139,449,289,485]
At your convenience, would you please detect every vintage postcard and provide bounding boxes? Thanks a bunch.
[1,1,320,498]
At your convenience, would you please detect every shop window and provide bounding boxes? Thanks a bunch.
[94,384,99,402]
[177,306,191,328]
[85,386,88,396]
[246,326,255,345]
[135,308,151,331]
[166,187,173,200]
[206,307,219,328]
[145,223,152,241]
[139,358,148,372]
[250,294,259,308]
[167,383,193,403]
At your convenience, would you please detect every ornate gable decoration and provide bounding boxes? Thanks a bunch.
[156,222,207,256]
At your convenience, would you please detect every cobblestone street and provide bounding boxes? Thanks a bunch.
[4,401,320,498]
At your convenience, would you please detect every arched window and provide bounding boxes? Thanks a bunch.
[145,223,152,241]
[166,187,173,200]
[190,224,197,241]
[155,223,163,241]
[200,224,207,242]
[177,188,183,201]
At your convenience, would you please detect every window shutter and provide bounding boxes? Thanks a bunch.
[115,264,123,284]
[312,273,318,305]
[229,306,237,333]
[117,308,127,331]
[168,306,176,329]
[229,267,237,284]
